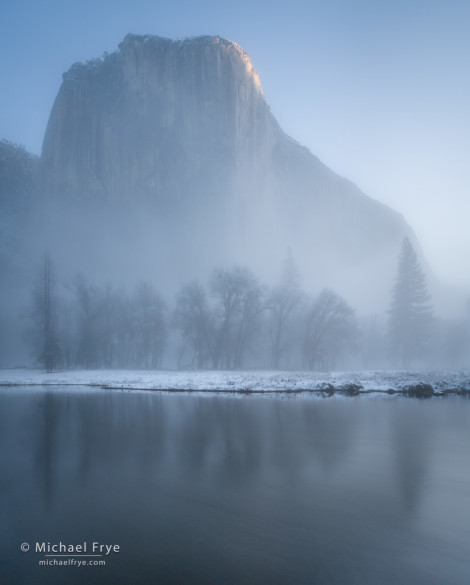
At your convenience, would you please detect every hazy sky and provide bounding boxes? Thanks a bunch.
[1,0,469,289]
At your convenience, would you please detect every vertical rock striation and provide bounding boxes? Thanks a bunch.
[39,34,413,307]
[41,35,273,209]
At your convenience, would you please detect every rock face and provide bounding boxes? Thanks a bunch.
[0,141,40,364]
[39,34,413,306]
[41,35,271,209]
[0,140,38,275]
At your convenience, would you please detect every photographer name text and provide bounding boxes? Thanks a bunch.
[35,542,119,555]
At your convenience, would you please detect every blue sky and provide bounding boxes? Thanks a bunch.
[1,0,469,289]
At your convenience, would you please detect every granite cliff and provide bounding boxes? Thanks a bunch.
[38,34,413,306]
[0,140,38,276]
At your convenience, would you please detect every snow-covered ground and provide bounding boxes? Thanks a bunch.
[0,368,469,396]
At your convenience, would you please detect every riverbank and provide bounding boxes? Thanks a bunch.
[1,369,469,397]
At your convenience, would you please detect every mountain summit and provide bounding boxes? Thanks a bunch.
[41,35,269,206]
[38,34,412,306]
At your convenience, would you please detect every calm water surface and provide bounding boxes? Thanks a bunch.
[1,388,469,584]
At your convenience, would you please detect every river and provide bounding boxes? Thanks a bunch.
[1,388,469,584]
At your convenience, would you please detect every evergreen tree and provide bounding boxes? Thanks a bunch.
[388,237,433,368]
[25,253,61,371]
[42,253,62,372]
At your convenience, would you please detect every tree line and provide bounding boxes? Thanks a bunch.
[25,240,470,372]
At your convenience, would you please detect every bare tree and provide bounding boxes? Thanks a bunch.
[210,266,263,369]
[302,288,356,370]
[111,290,133,367]
[96,284,119,367]
[232,277,263,368]
[266,248,303,368]
[42,253,61,372]
[73,275,101,368]
[132,282,167,368]
[174,280,215,369]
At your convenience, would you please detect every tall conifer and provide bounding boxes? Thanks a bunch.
[388,237,433,368]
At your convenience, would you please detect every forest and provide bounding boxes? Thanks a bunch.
[25,239,470,373]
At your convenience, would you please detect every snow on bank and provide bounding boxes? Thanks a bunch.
[0,369,469,396]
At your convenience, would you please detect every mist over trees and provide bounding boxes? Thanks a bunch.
[3,35,469,375]
[24,253,61,372]
[20,242,470,372]
[302,289,357,370]
[3,36,468,374]
[266,249,303,368]
[210,266,263,369]
[388,237,433,368]
[174,281,215,369]
[70,278,167,369]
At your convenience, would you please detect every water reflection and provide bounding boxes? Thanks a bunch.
[391,404,433,511]
[0,389,469,585]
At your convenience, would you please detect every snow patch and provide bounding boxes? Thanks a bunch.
[1,369,469,397]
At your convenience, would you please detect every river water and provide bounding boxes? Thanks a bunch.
[1,388,469,584]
